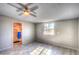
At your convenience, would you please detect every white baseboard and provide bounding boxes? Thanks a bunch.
[0,46,12,51]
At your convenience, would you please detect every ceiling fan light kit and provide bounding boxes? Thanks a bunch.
[23,11,30,16]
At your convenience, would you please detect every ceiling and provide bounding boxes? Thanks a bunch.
[0,3,79,23]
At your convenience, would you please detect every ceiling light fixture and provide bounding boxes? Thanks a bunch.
[23,10,30,16]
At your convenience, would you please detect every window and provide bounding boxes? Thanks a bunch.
[44,23,55,35]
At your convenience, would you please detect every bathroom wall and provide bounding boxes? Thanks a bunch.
[36,19,78,50]
[0,16,35,51]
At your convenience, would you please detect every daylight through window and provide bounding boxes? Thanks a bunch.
[44,23,55,35]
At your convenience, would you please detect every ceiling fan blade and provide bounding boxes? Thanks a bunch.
[30,6,39,11]
[19,12,23,16]
[31,11,37,14]
[26,3,33,6]
[8,3,23,10]
[18,3,29,10]
[17,3,25,7]
[30,13,37,17]
[16,9,21,12]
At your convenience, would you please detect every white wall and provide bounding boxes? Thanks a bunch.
[36,19,78,50]
[78,19,79,49]
[0,16,35,51]
[76,18,79,54]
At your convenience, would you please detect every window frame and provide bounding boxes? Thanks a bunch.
[43,23,55,35]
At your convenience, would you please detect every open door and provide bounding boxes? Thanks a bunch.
[13,23,22,48]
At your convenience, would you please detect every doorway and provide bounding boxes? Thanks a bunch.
[13,23,22,48]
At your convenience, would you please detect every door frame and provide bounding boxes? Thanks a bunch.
[12,22,22,47]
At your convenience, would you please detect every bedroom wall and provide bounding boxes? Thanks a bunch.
[78,19,79,49]
[0,16,35,51]
[36,19,78,50]
[76,18,79,54]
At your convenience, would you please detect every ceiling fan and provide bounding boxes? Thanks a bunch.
[8,3,39,17]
